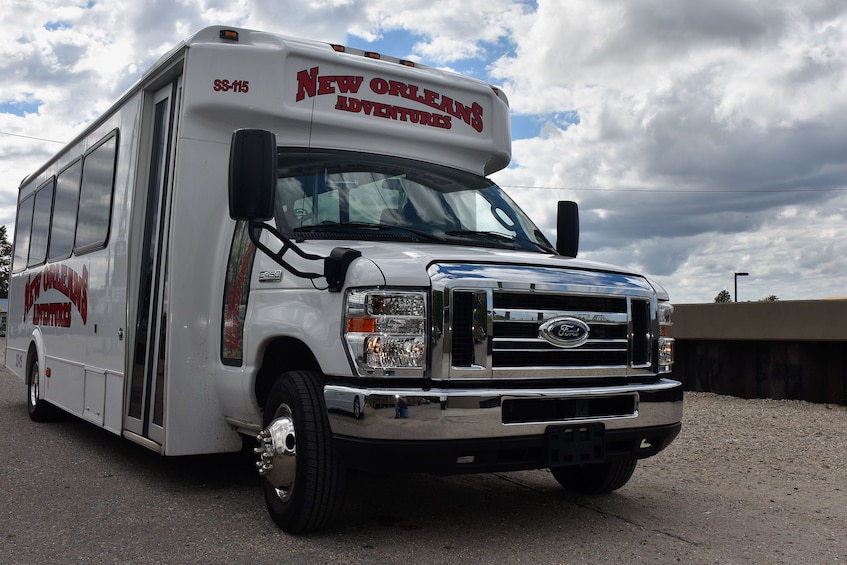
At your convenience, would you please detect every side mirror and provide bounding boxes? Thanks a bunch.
[228,129,277,221]
[556,200,579,257]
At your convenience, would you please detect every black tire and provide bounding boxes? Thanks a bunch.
[260,370,344,534]
[27,359,57,422]
[550,458,638,494]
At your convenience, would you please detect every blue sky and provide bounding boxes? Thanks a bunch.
[0,100,42,117]
[1,0,846,303]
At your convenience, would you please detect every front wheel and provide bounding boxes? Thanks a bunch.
[550,459,638,494]
[27,359,57,422]
[255,370,344,534]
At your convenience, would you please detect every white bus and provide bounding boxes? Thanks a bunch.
[7,26,682,533]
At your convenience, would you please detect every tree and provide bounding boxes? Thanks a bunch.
[0,225,11,299]
[759,295,779,302]
[714,289,731,303]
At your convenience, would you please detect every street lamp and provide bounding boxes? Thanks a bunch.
[734,272,749,302]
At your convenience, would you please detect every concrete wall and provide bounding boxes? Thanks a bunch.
[672,301,847,405]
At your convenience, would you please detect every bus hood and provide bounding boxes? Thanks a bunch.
[335,241,652,289]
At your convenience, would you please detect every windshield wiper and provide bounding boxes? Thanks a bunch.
[444,230,553,252]
[294,222,382,232]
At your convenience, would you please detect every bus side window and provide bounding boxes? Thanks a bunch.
[12,195,34,273]
[75,132,118,254]
[49,159,83,261]
[28,178,55,267]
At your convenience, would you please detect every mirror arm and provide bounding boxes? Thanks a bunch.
[247,221,325,280]
[247,222,362,292]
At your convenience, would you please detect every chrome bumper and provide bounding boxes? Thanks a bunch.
[324,379,683,441]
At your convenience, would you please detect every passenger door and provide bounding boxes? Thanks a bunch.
[124,81,180,445]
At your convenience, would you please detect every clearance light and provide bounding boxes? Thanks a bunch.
[219,29,239,41]
[329,43,419,68]
[345,290,427,375]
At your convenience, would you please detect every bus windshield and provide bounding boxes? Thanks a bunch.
[273,149,554,253]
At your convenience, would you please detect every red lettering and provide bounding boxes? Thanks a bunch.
[296,67,319,101]
[406,84,423,104]
[301,70,484,133]
[334,95,456,131]
[388,80,407,98]
[317,75,335,96]
[23,265,88,326]
[423,89,438,106]
[24,274,42,320]
[33,303,72,327]
[470,102,484,133]
[336,75,363,94]
[370,77,389,95]
[80,266,88,324]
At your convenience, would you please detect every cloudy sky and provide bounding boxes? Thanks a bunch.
[2,0,845,303]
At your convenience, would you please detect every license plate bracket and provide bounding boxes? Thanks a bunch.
[546,423,605,467]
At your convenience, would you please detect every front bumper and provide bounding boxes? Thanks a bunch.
[324,379,683,474]
[324,378,682,441]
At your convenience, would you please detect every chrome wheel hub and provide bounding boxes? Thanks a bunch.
[255,404,297,501]
[29,365,39,407]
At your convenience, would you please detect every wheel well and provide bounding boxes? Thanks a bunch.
[255,337,321,410]
[26,343,37,381]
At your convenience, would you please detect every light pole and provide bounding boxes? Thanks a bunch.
[734,272,749,302]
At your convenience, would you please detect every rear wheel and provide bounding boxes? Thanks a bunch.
[550,459,638,494]
[255,370,344,534]
[27,359,57,422]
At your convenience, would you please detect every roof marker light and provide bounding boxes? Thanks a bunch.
[364,51,381,60]
[331,44,345,52]
[219,29,239,41]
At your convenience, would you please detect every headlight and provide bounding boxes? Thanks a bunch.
[345,290,427,376]
[657,301,674,373]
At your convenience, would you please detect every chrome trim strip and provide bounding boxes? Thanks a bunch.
[123,430,163,453]
[494,310,629,324]
[495,346,627,353]
[325,379,683,441]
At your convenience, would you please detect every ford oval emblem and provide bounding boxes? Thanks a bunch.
[539,317,590,348]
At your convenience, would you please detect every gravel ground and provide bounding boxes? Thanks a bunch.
[633,391,847,563]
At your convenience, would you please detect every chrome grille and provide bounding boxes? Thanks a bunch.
[491,291,629,368]
[429,263,659,380]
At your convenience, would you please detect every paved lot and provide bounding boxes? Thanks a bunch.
[1,341,845,564]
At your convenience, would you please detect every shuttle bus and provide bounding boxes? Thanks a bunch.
[7,26,682,533]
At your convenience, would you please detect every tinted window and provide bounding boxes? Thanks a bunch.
[49,159,82,261]
[75,133,118,253]
[28,178,55,267]
[13,195,34,272]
